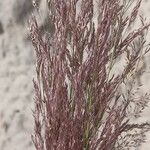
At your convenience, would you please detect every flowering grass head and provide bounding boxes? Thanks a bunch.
[30,0,150,149]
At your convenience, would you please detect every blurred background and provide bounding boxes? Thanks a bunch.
[0,0,150,150]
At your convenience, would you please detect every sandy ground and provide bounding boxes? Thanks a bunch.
[0,0,150,150]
